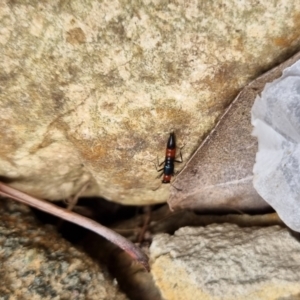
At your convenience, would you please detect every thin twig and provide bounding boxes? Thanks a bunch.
[65,182,90,212]
[0,182,149,271]
[137,206,152,243]
[57,181,89,228]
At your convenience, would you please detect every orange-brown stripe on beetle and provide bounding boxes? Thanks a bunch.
[156,132,183,183]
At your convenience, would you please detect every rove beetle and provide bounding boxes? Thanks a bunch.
[156,132,183,183]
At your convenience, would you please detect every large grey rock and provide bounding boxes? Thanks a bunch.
[150,224,300,300]
[1,0,300,205]
[0,198,128,300]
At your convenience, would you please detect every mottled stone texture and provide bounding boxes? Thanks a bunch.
[150,224,300,300]
[1,0,300,204]
[0,198,127,300]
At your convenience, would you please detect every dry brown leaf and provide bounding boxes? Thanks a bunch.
[169,51,300,212]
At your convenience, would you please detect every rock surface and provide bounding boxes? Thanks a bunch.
[0,197,127,300]
[1,0,300,205]
[150,224,300,300]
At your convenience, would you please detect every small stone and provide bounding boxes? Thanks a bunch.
[150,223,300,300]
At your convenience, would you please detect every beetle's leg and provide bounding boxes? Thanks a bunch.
[174,145,184,163]
[156,170,164,178]
[154,155,165,172]
[157,155,165,167]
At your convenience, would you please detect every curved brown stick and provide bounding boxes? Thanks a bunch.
[0,182,149,271]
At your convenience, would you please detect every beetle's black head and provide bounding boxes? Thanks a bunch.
[167,132,176,149]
